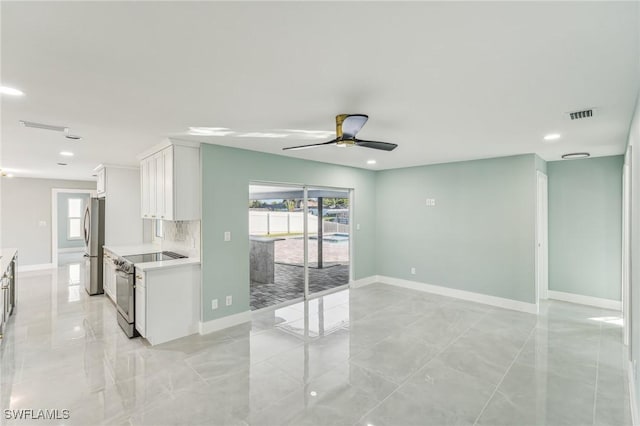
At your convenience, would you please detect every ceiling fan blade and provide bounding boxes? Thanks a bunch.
[282,139,337,151]
[355,139,398,151]
[339,114,368,139]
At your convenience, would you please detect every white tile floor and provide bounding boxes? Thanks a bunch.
[0,261,632,425]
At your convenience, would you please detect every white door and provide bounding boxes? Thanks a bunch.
[536,171,549,303]
[623,148,631,346]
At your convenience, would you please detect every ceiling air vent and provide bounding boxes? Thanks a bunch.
[567,109,594,120]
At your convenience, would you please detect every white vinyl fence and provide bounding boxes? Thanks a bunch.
[249,211,349,235]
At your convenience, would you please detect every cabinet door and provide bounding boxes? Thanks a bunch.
[103,259,110,297]
[148,157,157,219]
[154,152,165,220]
[135,273,146,337]
[141,159,150,218]
[163,146,174,220]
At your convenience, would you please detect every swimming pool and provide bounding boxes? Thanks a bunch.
[309,233,350,243]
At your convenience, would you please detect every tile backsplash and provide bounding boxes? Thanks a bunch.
[161,220,200,258]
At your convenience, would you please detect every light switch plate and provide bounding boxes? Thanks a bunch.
[211,299,218,310]
[224,231,231,242]
[226,295,232,306]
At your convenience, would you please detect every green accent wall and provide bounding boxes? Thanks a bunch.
[57,192,90,249]
[375,154,537,304]
[201,144,377,322]
[548,155,623,301]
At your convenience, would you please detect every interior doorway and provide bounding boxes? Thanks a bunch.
[51,188,96,267]
[248,183,352,311]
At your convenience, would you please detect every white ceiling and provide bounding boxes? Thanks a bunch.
[1,1,638,181]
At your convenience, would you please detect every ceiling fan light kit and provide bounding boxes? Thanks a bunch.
[283,114,398,152]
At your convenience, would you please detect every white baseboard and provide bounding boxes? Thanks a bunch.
[17,263,56,272]
[57,247,85,253]
[548,290,621,311]
[377,275,538,314]
[350,275,381,289]
[629,360,638,426]
[199,311,252,335]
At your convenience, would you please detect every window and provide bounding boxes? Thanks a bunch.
[68,198,83,240]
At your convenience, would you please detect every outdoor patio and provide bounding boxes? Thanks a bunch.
[250,237,350,310]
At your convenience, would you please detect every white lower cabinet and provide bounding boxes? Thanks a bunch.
[103,251,117,303]
[134,264,200,345]
[135,271,146,337]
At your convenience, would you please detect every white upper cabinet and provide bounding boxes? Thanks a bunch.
[140,144,200,221]
[140,158,150,218]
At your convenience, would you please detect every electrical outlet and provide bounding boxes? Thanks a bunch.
[211,299,218,310]
[224,231,231,242]
[411,267,416,275]
[226,295,232,306]
[426,198,436,207]
[356,224,361,231]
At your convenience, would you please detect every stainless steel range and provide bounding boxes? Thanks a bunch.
[113,251,187,337]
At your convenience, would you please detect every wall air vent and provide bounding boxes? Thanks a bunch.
[567,109,594,120]
[19,120,68,133]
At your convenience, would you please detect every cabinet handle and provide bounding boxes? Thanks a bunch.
[151,215,156,218]
[136,275,143,280]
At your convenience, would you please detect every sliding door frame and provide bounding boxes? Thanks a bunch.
[249,181,353,304]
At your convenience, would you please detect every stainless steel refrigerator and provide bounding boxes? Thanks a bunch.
[83,197,105,295]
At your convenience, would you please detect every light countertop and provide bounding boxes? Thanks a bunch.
[135,257,201,272]
[103,243,200,271]
[103,244,162,257]
[0,248,18,275]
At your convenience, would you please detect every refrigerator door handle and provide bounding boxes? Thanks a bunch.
[83,206,90,246]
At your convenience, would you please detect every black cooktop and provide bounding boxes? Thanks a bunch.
[123,251,187,264]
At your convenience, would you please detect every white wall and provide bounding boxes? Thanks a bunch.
[1,177,96,265]
[626,88,640,416]
[103,166,146,246]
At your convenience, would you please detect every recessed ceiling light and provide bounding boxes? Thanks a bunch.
[367,159,377,165]
[57,162,68,166]
[543,133,561,141]
[6,174,14,178]
[0,86,24,96]
[60,151,74,157]
[65,134,82,140]
[561,152,590,160]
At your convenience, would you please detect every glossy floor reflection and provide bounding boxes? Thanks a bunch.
[0,263,631,425]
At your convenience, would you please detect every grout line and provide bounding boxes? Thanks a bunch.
[353,306,493,425]
[472,325,537,425]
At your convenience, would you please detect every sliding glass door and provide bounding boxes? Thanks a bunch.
[248,183,352,310]
[306,187,351,296]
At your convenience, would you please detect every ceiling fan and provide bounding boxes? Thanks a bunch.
[282,114,398,152]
